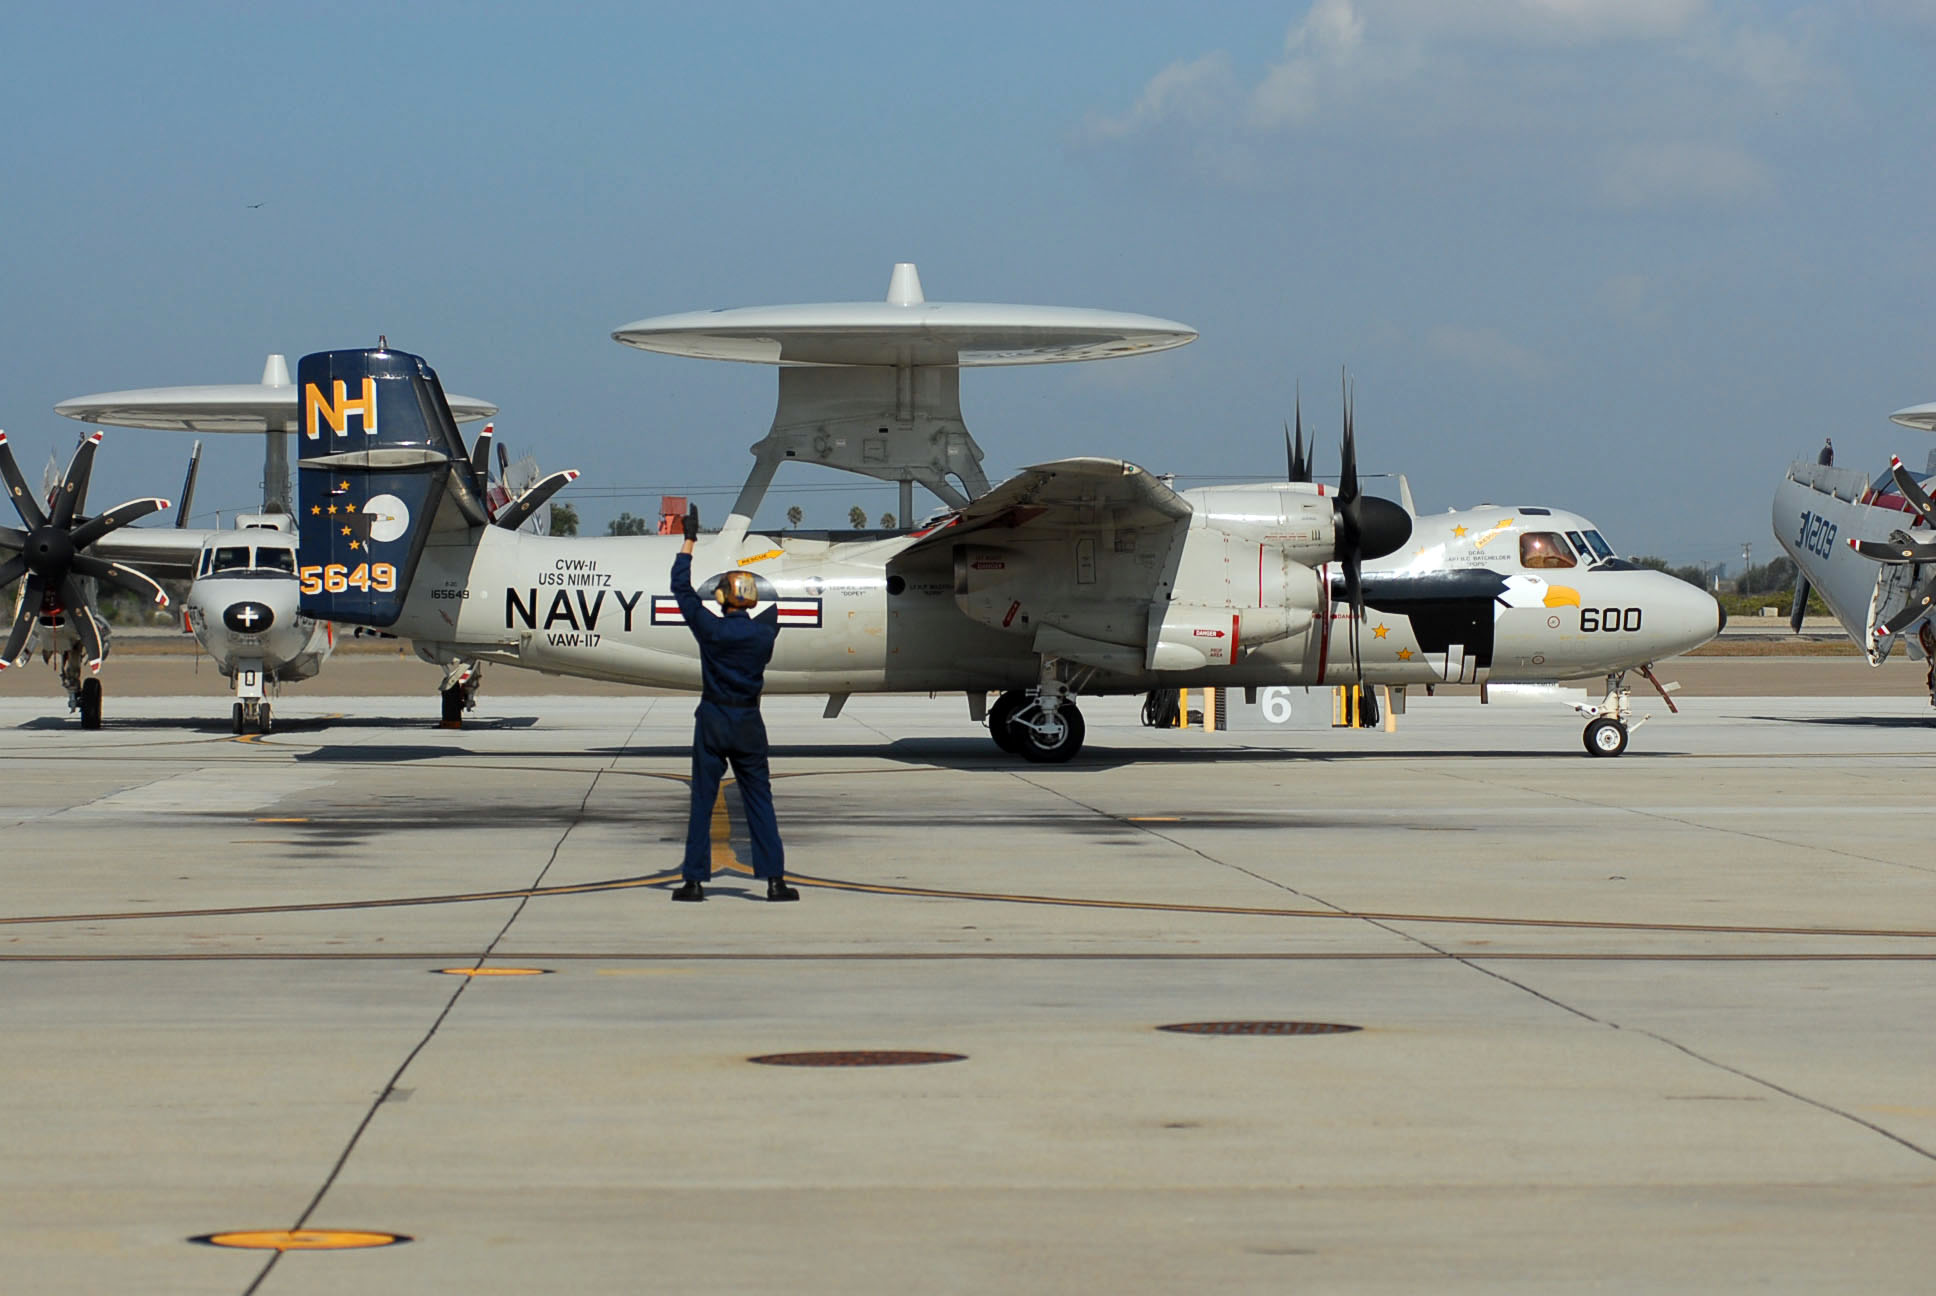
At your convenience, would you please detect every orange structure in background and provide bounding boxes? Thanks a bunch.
[658,495,688,535]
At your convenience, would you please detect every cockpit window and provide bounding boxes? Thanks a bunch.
[1582,530,1616,561]
[1519,532,1576,569]
[212,546,252,572]
[256,547,296,573]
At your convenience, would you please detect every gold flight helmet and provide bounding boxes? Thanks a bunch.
[714,570,760,611]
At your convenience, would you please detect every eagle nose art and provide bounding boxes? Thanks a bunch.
[222,601,275,635]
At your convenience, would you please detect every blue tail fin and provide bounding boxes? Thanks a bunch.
[296,347,477,626]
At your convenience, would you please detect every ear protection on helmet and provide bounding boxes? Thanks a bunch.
[713,570,760,610]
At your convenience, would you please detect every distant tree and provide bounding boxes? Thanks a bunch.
[607,511,652,536]
[549,502,580,536]
[880,511,896,528]
[786,505,803,528]
[848,505,867,529]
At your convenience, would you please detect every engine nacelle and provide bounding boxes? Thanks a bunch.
[1183,484,1336,568]
[1150,601,1315,670]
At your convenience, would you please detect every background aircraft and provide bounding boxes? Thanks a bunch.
[291,345,1719,760]
[55,354,507,729]
[1773,403,1936,702]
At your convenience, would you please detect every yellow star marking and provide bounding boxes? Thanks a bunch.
[1396,648,1414,661]
[1372,624,1390,639]
[327,504,337,515]
[348,540,361,551]
[340,525,352,536]
[310,505,321,516]
[339,480,350,491]
[1451,525,1467,538]
[344,502,356,513]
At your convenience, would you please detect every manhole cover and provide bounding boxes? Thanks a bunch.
[189,1230,410,1251]
[748,1050,966,1067]
[1158,1021,1360,1036]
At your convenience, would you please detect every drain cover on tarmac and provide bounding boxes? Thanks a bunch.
[1158,1021,1361,1036]
[189,1230,409,1250]
[748,1050,966,1067]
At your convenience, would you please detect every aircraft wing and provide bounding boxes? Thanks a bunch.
[83,526,222,582]
[908,457,1191,547]
[900,458,1197,672]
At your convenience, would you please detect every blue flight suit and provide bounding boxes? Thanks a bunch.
[673,552,784,881]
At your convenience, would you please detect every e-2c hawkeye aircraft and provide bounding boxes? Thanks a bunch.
[1773,402,1936,700]
[290,345,1720,759]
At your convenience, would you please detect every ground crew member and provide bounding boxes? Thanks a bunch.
[670,505,796,902]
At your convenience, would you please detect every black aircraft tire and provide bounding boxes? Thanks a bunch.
[79,678,102,730]
[232,703,245,735]
[259,704,273,735]
[1583,717,1628,757]
[988,690,1027,754]
[1018,703,1085,764]
[441,685,467,726]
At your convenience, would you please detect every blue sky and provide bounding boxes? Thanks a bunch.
[4,1,1934,569]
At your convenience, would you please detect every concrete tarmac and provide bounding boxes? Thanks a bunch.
[3,674,1934,1293]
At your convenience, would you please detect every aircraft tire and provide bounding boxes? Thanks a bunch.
[988,690,1027,753]
[1017,702,1085,763]
[1583,717,1628,757]
[441,685,467,727]
[232,703,245,735]
[79,678,103,730]
[259,703,272,735]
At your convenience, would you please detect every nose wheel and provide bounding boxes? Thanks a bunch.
[231,699,272,734]
[1583,716,1628,757]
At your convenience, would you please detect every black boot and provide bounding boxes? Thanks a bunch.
[766,878,800,902]
[671,880,705,902]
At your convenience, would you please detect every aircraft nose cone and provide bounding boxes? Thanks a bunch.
[1344,495,1413,561]
[222,601,275,635]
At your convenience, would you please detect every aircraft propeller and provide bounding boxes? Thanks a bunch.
[0,430,171,670]
[1326,379,1412,683]
[1851,456,1936,639]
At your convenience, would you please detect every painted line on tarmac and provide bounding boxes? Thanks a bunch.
[4,951,1936,964]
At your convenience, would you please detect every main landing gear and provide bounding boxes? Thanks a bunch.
[59,650,103,731]
[988,688,1087,762]
[987,659,1092,763]
[439,659,484,729]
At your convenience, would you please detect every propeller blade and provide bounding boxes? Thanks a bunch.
[0,552,25,590]
[67,496,170,551]
[1339,379,1359,503]
[1888,456,1936,522]
[0,525,25,551]
[0,431,48,530]
[1848,533,1936,565]
[470,422,495,489]
[1876,581,1936,638]
[1288,388,1311,484]
[1789,572,1810,634]
[58,576,104,669]
[1,575,43,666]
[49,431,102,529]
[176,441,201,529]
[493,469,580,532]
[70,554,169,607]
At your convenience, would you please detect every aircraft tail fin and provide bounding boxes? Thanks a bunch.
[296,347,487,626]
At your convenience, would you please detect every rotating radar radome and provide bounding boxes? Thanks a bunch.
[612,263,1197,521]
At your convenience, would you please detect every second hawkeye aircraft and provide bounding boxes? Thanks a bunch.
[290,345,1720,759]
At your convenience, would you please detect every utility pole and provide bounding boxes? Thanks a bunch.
[1741,541,1753,593]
